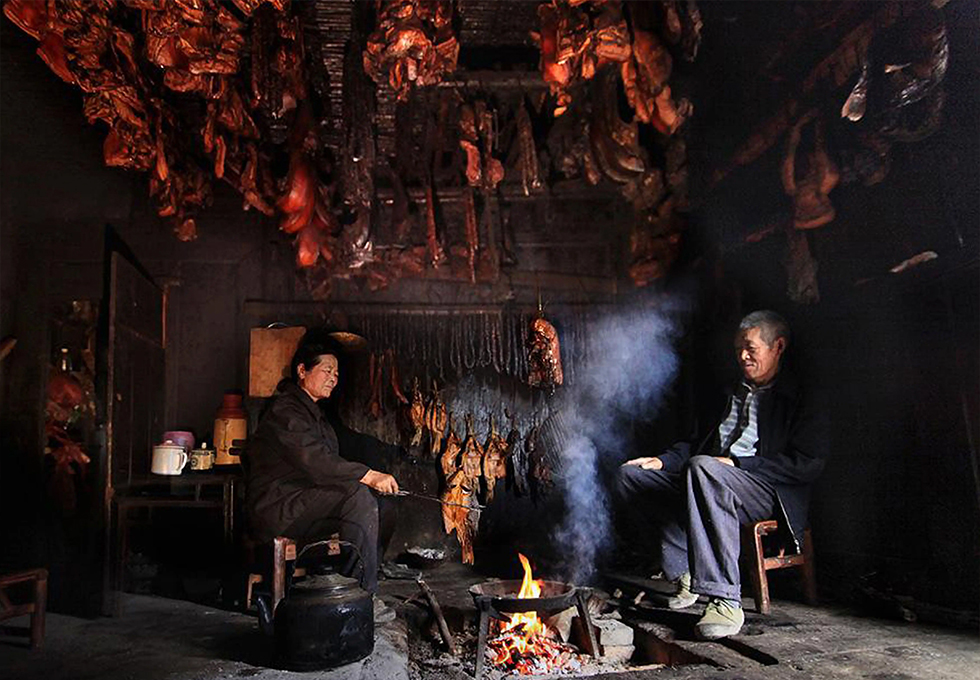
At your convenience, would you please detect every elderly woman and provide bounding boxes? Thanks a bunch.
[246,338,399,593]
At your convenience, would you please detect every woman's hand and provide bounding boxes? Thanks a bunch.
[360,469,400,495]
[624,456,663,470]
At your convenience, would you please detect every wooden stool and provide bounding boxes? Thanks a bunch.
[246,535,340,613]
[741,520,816,614]
[0,568,48,650]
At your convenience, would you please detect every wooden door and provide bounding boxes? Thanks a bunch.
[102,249,165,614]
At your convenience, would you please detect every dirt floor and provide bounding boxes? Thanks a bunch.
[0,562,976,680]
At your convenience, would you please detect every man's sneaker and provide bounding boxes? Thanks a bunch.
[666,572,699,610]
[695,598,744,639]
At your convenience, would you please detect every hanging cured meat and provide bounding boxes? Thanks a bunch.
[782,114,840,230]
[409,378,426,447]
[425,385,448,459]
[441,469,479,564]
[506,413,529,497]
[462,189,479,284]
[387,349,409,405]
[516,101,542,196]
[458,99,504,191]
[481,416,507,503]
[363,0,459,101]
[528,316,564,391]
[531,0,697,130]
[461,414,485,485]
[440,419,462,478]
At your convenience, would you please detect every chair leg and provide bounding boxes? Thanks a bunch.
[30,570,47,650]
[801,529,817,606]
[273,537,288,614]
[245,573,263,611]
[743,525,770,615]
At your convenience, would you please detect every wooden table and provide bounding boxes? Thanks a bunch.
[112,471,241,604]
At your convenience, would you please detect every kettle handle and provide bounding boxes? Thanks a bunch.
[295,539,364,576]
[178,450,188,471]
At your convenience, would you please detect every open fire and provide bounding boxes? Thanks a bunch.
[486,554,582,675]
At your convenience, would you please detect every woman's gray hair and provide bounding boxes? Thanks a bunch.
[739,310,790,348]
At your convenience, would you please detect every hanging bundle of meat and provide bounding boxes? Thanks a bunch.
[516,101,542,196]
[621,19,690,134]
[461,188,479,284]
[440,417,461,478]
[523,425,542,501]
[145,0,284,219]
[460,414,485,485]
[409,378,426,447]
[528,316,564,391]
[589,71,646,185]
[274,84,342,267]
[531,2,580,116]
[441,469,479,564]
[785,228,820,305]
[425,385,448,459]
[248,6,307,142]
[839,7,948,186]
[481,416,508,503]
[367,352,384,419]
[458,100,505,191]
[530,409,570,499]
[362,0,459,101]
[781,114,839,230]
[628,197,683,287]
[387,349,409,405]
[506,413,529,496]
[424,180,446,268]
[4,2,186,235]
[531,0,696,133]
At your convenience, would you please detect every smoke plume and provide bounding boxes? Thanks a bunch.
[553,303,685,584]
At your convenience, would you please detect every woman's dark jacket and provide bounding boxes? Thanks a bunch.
[657,370,826,551]
[245,381,397,542]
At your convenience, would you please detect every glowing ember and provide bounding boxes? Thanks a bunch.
[486,554,582,675]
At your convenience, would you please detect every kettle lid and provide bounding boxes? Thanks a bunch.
[292,573,361,593]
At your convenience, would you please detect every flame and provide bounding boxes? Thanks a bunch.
[488,554,578,674]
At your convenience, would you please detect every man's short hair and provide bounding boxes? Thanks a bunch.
[739,310,790,348]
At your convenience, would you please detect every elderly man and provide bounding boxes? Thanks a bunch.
[615,310,826,639]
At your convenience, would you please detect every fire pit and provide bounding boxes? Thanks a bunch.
[469,556,601,678]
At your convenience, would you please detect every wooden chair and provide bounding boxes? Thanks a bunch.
[0,568,48,650]
[246,535,340,613]
[741,520,816,614]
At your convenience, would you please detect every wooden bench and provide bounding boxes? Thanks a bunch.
[741,520,816,614]
[0,568,47,650]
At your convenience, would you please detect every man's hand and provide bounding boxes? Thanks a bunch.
[713,456,735,467]
[624,456,664,470]
[360,469,400,494]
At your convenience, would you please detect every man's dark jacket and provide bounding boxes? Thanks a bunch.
[245,380,397,542]
[657,370,826,551]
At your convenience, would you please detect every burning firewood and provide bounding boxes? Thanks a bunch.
[486,554,583,675]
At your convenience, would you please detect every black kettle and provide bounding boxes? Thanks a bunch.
[274,542,374,671]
